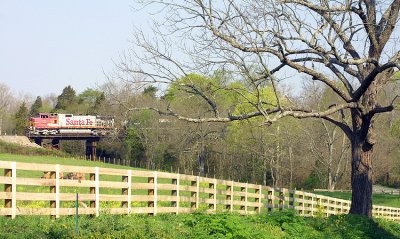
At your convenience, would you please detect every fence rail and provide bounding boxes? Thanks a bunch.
[1,160,400,221]
[314,188,400,195]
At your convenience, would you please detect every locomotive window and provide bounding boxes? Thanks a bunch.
[66,114,72,117]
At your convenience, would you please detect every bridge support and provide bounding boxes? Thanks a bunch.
[51,139,60,150]
[28,135,102,160]
[86,140,98,161]
[34,138,43,147]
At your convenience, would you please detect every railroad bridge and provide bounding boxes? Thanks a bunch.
[27,113,115,160]
[27,133,105,160]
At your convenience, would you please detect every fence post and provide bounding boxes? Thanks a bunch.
[121,170,132,214]
[122,173,128,209]
[208,179,216,212]
[90,167,100,216]
[226,181,233,212]
[289,189,294,210]
[240,184,247,214]
[55,164,60,218]
[95,167,99,216]
[214,179,217,212]
[339,200,343,214]
[4,162,16,219]
[334,198,337,215]
[128,170,132,214]
[267,187,274,212]
[171,176,177,209]
[89,170,95,214]
[255,185,262,213]
[191,176,199,210]
[49,165,59,218]
[191,178,196,210]
[147,171,158,215]
[279,188,284,211]
[171,174,180,214]
[298,189,304,216]
[311,195,314,217]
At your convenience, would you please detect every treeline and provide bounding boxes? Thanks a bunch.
[1,73,400,190]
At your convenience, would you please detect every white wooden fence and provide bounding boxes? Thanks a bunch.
[0,160,399,221]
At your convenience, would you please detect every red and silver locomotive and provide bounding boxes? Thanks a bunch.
[28,113,114,136]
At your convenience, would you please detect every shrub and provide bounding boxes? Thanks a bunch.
[1,211,400,238]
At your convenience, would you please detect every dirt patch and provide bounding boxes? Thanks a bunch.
[0,135,42,148]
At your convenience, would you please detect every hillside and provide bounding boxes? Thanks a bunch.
[0,138,68,157]
[0,135,41,148]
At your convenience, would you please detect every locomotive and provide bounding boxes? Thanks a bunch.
[28,113,114,136]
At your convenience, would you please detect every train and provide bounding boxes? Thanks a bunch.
[28,113,115,136]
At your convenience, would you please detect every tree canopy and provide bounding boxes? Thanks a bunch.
[15,102,29,135]
[29,96,42,117]
[54,85,76,111]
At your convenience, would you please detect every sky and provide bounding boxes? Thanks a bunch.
[0,0,146,97]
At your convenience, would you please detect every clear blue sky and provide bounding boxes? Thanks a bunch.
[0,0,144,96]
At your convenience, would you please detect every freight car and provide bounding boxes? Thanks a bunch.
[28,113,114,136]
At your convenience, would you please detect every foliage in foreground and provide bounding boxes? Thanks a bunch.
[0,210,400,239]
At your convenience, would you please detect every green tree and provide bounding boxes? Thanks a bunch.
[124,121,147,166]
[15,102,29,135]
[165,74,232,176]
[29,96,42,116]
[54,85,76,111]
[143,86,158,98]
[77,89,106,114]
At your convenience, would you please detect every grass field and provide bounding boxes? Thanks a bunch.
[314,191,400,208]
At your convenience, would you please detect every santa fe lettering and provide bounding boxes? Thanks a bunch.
[66,119,89,126]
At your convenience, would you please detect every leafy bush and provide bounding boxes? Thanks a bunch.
[0,211,400,238]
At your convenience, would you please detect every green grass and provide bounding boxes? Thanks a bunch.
[314,191,400,208]
[0,210,400,239]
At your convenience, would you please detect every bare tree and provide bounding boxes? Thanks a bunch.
[0,84,13,135]
[306,119,351,190]
[123,0,400,216]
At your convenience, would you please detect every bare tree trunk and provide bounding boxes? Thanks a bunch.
[270,164,276,188]
[349,107,375,216]
[198,146,206,177]
[328,145,333,191]
[349,135,373,216]
[289,146,293,188]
